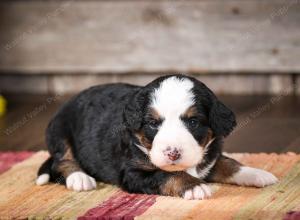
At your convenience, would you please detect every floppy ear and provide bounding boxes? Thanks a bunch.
[123,90,147,131]
[192,80,236,137]
[209,99,236,137]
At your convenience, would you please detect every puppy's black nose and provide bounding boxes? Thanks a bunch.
[165,147,181,161]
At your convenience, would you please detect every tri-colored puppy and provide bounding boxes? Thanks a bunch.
[36,75,278,199]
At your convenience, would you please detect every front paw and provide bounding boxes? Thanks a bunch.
[66,171,97,191]
[231,167,278,187]
[160,173,212,200]
[183,184,212,200]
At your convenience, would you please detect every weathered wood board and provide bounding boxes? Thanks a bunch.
[0,73,294,95]
[0,0,299,74]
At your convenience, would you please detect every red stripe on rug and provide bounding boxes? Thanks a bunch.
[283,211,300,220]
[0,151,34,174]
[78,191,158,220]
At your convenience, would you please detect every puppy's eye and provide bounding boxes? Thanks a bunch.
[148,119,160,129]
[187,117,199,129]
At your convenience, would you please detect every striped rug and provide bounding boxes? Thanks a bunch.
[0,151,299,220]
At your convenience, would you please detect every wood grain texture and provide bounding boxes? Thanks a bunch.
[0,73,294,95]
[50,74,294,95]
[0,0,299,74]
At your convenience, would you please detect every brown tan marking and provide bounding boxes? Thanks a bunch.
[148,107,161,120]
[62,147,73,160]
[160,172,202,197]
[182,106,214,147]
[183,106,198,118]
[130,159,157,171]
[208,155,241,183]
[201,128,213,147]
[135,131,152,150]
[57,160,82,178]
[134,108,161,150]
[56,141,82,177]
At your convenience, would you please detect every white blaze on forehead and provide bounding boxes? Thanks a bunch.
[148,76,202,171]
[150,76,195,116]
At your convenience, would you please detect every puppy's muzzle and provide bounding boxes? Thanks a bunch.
[163,147,182,162]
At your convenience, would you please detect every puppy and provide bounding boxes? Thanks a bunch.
[36,75,278,200]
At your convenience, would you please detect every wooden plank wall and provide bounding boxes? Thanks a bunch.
[0,0,299,94]
[0,73,294,95]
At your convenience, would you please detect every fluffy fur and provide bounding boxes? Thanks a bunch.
[37,74,278,199]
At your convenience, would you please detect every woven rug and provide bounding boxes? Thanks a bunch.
[0,151,299,220]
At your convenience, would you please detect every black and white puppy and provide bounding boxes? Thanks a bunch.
[36,75,278,200]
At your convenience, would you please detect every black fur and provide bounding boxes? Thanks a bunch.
[38,74,236,196]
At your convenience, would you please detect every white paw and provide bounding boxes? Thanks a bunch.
[36,174,50,185]
[66,171,97,191]
[231,167,278,187]
[183,184,212,200]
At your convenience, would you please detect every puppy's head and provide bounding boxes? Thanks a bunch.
[124,75,236,171]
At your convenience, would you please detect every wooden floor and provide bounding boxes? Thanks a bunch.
[0,94,299,153]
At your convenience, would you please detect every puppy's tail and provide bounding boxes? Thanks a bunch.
[36,157,53,185]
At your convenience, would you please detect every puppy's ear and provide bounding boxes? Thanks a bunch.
[209,100,236,137]
[192,80,236,137]
[124,90,147,131]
